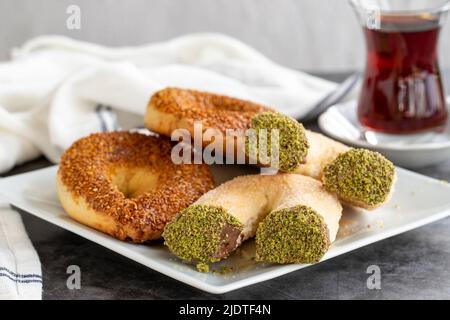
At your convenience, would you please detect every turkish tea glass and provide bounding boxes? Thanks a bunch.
[350,0,450,134]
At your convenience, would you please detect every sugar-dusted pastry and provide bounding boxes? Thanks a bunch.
[146,87,396,209]
[295,131,396,209]
[163,174,342,271]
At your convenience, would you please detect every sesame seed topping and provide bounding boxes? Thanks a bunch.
[58,131,214,242]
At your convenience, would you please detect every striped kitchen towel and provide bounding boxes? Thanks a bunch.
[0,201,42,300]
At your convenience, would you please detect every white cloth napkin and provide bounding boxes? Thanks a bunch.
[0,201,42,300]
[0,32,346,173]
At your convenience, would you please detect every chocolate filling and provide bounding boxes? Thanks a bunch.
[213,223,242,259]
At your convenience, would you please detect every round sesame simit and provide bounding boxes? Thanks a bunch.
[145,88,309,172]
[57,131,214,242]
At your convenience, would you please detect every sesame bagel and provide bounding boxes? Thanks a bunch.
[145,88,309,172]
[163,174,342,270]
[57,132,214,242]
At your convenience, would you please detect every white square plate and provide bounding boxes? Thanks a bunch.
[1,165,450,294]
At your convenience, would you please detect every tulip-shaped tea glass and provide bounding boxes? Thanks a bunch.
[350,0,450,133]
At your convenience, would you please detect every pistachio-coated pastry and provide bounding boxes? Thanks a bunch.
[163,174,342,271]
[295,131,396,209]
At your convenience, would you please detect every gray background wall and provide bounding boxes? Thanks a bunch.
[2,0,450,72]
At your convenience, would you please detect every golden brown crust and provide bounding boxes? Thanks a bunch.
[146,87,271,134]
[146,88,310,173]
[57,132,214,242]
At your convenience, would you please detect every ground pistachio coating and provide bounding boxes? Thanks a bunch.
[255,205,330,264]
[323,149,395,207]
[163,204,243,266]
[246,112,309,172]
[196,262,210,273]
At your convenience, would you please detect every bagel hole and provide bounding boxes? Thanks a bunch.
[111,167,159,199]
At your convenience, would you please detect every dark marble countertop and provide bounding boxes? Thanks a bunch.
[2,73,450,300]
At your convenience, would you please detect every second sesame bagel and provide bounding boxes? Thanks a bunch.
[145,88,309,172]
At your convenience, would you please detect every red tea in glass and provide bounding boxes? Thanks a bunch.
[351,0,450,134]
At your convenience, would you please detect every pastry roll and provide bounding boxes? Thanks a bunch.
[295,131,396,209]
[163,174,342,270]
